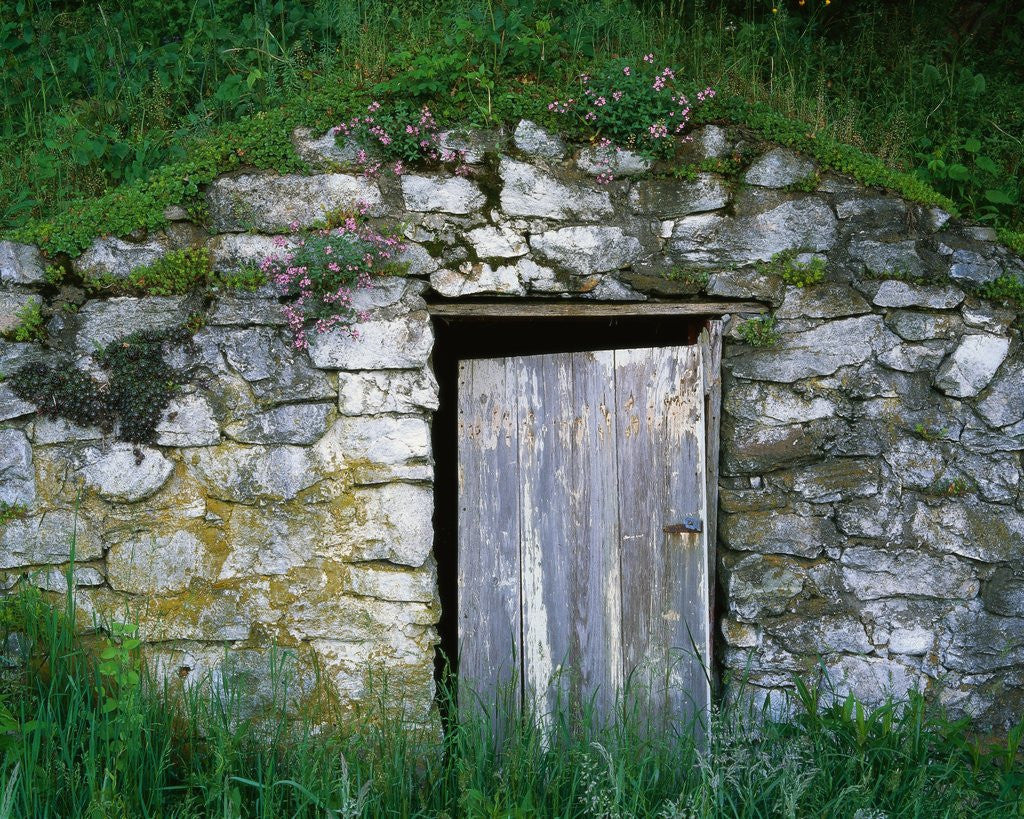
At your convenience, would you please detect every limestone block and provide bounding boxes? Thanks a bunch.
[0,384,34,422]
[186,443,320,503]
[882,439,948,490]
[871,280,964,309]
[627,175,730,217]
[949,249,1001,285]
[499,158,612,220]
[576,146,652,177]
[768,614,872,655]
[156,393,220,447]
[220,327,334,402]
[33,567,105,593]
[671,198,837,265]
[942,607,1024,673]
[219,506,320,578]
[775,283,871,319]
[530,226,642,274]
[0,293,34,335]
[720,510,836,558]
[743,148,815,188]
[72,235,170,279]
[729,315,896,382]
[0,241,45,285]
[79,443,174,502]
[400,175,484,214]
[850,240,928,280]
[107,530,214,593]
[722,381,837,426]
[32,417,104,444]
[207,233,292,273]
[308,312,433,370]
[726,554,807,620]
[909,500,1024,563]
[464,225,528,259]
[934,333,1010,397]
[315,416,430,472]
[822,655,924,705]
[291,126,362,166]
[0,429,34,506]
[397,242,439,277]
[884,310,963,341]
[878,340,950,372]
[706,269,785,305]
[512,119,567,160]
[721,419,833,474]
[225,402,333,445]
[431,261,527,297]
[338,369,439,416]
[345,562,436,603]
[977,357,1024,428]
[75,296,187,351]
[0,511,101,567]
[517,258,566,294]
[834,196,907,223]
[841,546,978,600]
[784,458,880,503]
[982,568,1024,618]
[207,173,383,231]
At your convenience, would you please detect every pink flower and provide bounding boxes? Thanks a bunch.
[612,90,623,101]
[643,53,655,63]
[623,66,631,76]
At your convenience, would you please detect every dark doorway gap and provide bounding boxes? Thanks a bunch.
[430,311,712,705]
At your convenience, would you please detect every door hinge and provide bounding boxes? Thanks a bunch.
[663,515,703,534]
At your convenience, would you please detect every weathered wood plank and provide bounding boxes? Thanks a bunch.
[516,352,574,721]
[568,351,622,723]
[457,357,522,716]
[615,346,709,732]
[429,301,768,319]
[699,321,723,697]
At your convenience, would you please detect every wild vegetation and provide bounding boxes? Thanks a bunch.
[1,0,1022,242]
[0,574,1021,817]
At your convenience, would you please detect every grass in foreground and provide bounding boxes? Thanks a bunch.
[0,581,1022,818]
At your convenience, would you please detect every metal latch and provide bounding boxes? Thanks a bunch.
[663,515,703,534]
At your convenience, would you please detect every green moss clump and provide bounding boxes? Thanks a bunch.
[759,250,825,287]
[8,327,187,443]
[0,502,28,527]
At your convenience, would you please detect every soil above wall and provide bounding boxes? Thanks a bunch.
[1,120,1022,728]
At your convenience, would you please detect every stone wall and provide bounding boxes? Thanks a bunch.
[1,120,1022,727]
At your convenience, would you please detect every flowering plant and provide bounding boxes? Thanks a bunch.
[262,216,405,349]
[333,101,466,177]
[549,56,715,157]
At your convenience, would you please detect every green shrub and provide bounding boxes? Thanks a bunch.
[3,297,46,343]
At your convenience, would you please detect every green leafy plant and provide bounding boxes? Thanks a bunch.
[662,267,710,288]
[0,502,28,527]
[760,250,826,287]
[979,274,1024,311]
[4,297,46,343]
[736,315,780,347]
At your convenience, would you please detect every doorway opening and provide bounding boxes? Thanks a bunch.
[430,303,721,722]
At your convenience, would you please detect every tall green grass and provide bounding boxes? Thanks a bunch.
[0,573,1021,817]
[2,0,1022,230]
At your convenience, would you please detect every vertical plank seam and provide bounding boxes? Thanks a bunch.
[611,349,626,705]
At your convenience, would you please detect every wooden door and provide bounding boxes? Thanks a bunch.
[457,345,711,731]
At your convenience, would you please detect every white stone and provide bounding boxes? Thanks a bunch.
[75,296,186,350]
[33,567,105,593]
[743,148,815,188]
[841,546,978,600]
[430,261,526,297]
[72,235,169,279]
[530,226,642,275]
[464,225,528,258]
[872,280,964,309]
[849,240,928,280]
[107,530,212,593]
[822,655,924,705]
[628,175,730,217]
[80,444,174,502]
[934,334,1010,397]
[347,483,435,566]
[977,357,1024,428]
[225,402,333,445]
[581,276,644,301]
[207,173,383,231]
[512,120,567,160]
[32,417,104,444]
[0,429,34,507]
[290,126,363,166]
[156,394,220,447]
[316,416,430,470]
[0,511,102,567]
[0,241,45,284]
[187,444,319,502]
[499,158,612,220]
[671,198,837,265]
[338,369,439,415]
[401,175,484,214]
[397,243,439,277]
[576,146,652,177]
[0,293,35,335]
[0,384,34,422]
[346,563,436,603]
[724,382,836,426]
[219,507,318,578]
[308,314,433,370]
[692,125,728,159]
[207,233,292,271]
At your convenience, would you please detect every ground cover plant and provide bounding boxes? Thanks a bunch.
[1,0,1022,241]
[0,571,1021,818]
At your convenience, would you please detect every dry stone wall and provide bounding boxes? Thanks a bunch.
[1,120,1023,727]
